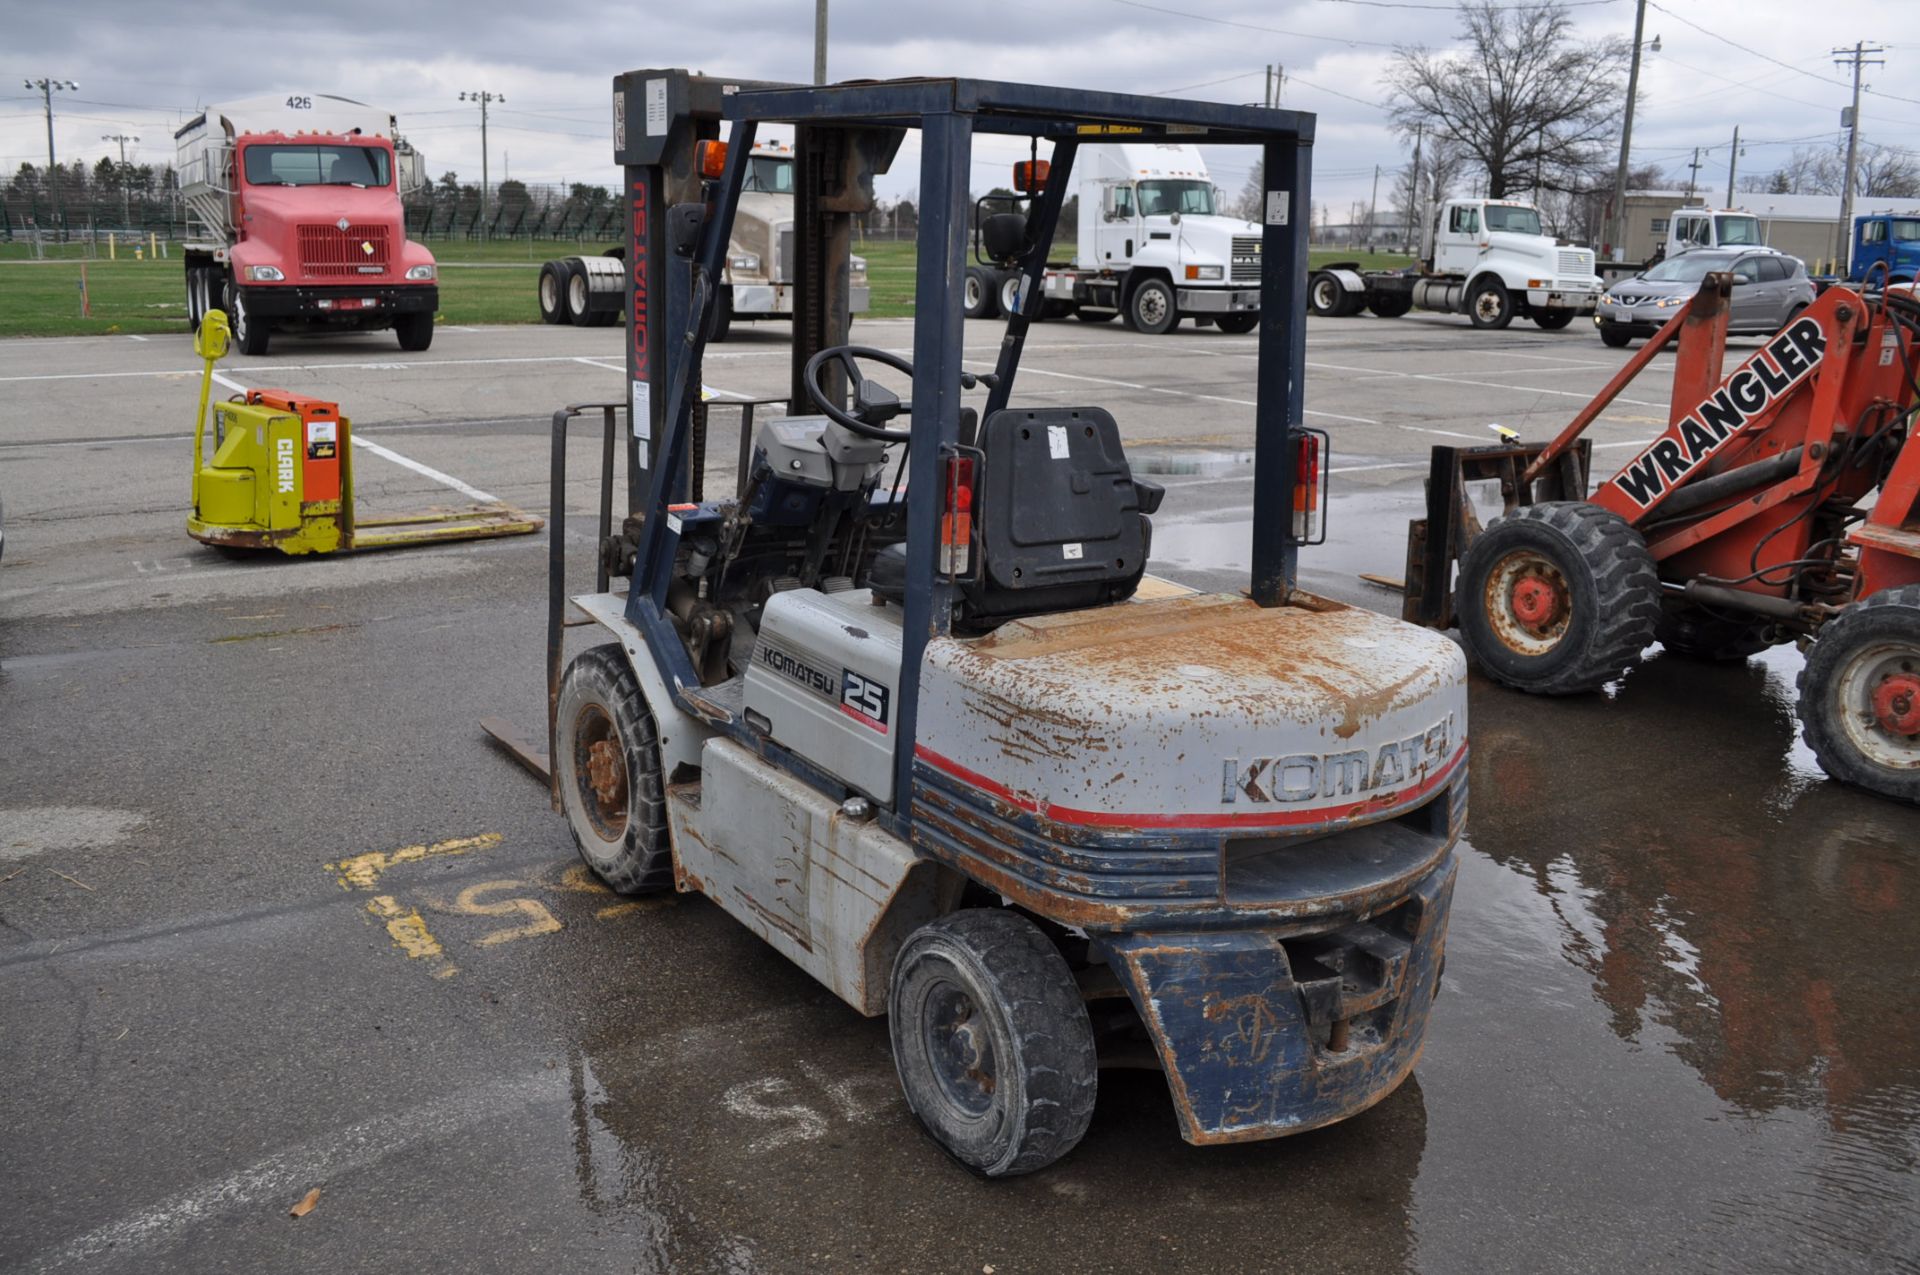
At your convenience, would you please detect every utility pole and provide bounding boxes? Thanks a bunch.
[814,0,829,85]
[1685,147,1702,202]
[102,132,140,227]
[24,77,79,239]
[1408,122,1424,255]
[1724,126,1740,207]
[1263,64,1272,109]
[1367,164,1380,246]
[1833,41,1886,265]
[459,90,503,240]
[1607,0,1654,261]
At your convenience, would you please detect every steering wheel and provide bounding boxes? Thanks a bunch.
[803,345,998,441]
[803,345,917,441]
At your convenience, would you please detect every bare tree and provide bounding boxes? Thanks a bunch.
[1391,141,1466,248]
[1385,1,1629,200]
[1231,158,1265,222]
[1858,145,1920,199]
[1751,142,1918,200]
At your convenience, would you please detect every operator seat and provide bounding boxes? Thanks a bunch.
[865,405,1164,627]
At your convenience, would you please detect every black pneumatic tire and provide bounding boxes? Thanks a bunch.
[394,311,434,352]
[538,260,570,324]
[1599,323,1633,348]
[889,909,1097,1178]
[708,284,733,342]
[1467,275,1514,329]
[1455,501,1661,695]
[1367,291,1413,319]
[554,644,673,893]
[1214,312,1260,334]
[231,285,270,355]
[963,266,999,319]
[1533,310,1576,331]
[1796,585,1920,805]
[1127,276,1178,334]
[1074,307,1118,323]
[1308,272,1345,317]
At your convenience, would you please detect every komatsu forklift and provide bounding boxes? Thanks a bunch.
[525,71,1469,1175]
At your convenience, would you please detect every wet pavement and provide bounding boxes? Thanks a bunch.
[3,315,1918,1273]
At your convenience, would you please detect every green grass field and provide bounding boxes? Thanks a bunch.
[0,236,1413,338]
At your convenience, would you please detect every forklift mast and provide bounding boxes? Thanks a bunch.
[610,71,1318,823]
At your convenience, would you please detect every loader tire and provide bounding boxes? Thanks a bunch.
[889,909,1097,1178]
[1455,501,1660,695]
[555,644,673,893]
[1796,585,1920,805]
[1656,603,1775,663]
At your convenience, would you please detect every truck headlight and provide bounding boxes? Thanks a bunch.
[729,253,761,273]
[243,265,284,281]
[1184,264,1224,281]
[850,254,868,281]
[406,264,436,281]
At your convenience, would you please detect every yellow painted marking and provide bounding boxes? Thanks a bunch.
[366,894,457,977]
[595,901,653,920]
[556,864,614,894]
[327,833,502,891]
[452,880,563,946]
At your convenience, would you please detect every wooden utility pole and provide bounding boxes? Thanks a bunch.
[1724,126,1740,207]
[1833,41,1886,264]
[814,0,829,85]
[1607,0,1649,260]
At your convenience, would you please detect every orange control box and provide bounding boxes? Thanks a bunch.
[247,389,344,504]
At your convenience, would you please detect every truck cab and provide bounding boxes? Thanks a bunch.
[1849,214,1920,283]
[1424,198,1600,328]
[1057,142,1261,333]
[1663,207,1764,260]
[719,140,870,333]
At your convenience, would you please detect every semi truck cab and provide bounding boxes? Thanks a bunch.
[1850,214,1920,283]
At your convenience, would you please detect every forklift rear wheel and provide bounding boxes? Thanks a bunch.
[555,644,674,893]
[231,289,270,356]
[1455,501,1660,695]
[1797,585,1920,805]
[1656,603,1775,662]
[1467,277,1514,330]
[963,267,999,319]
[394,311,434,352]
[1532,310,1575,331]
[1127,277,1178,335]
[1215,312,1260,334]
[1599,324,1633,348]
[889,909,1097,1177]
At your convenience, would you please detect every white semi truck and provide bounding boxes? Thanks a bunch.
[539,140,869,336]
[965,142,1261,334]
[1308,198,1601,330]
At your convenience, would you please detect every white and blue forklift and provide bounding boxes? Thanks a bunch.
[504,71,1469,1175]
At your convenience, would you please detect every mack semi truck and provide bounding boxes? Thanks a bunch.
[177,94,437,356]
[964,142,1261,334]
[537,140,869,335]
[1308,198,1601,330]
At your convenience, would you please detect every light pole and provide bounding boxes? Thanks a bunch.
[25,77,79,238]
[459,90,503,239]
[814,0,829,85]
[1606,8,1659,261]
[102,132,140,227]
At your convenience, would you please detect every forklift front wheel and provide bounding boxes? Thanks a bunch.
[1455,501,1660,695]
[555,645,673,893]
[889,909,1097,1177]
[1797,585,1920,805]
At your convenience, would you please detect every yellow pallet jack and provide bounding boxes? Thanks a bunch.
[187,310,542,555]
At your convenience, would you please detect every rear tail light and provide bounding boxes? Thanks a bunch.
[941,454,975,574]
[1292,430,1325,543]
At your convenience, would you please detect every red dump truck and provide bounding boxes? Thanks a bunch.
[176,94,438,355]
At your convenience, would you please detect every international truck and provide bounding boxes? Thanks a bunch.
[536,140,870,335]
[1841,211,1920,284]
[963,142,1261,334]
[1307,198,1601,330]
[177,94,438,356]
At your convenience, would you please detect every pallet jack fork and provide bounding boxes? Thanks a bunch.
[185,310,542,555]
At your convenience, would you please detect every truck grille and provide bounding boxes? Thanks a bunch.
[1231,235,1262,283]
[1557,248,1594,277]
[776,226,794,285]
[297,224,391,278]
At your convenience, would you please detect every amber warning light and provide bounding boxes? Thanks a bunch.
[697,140,729,180]
[1014,160,1050,193]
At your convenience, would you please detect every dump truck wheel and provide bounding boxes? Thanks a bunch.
[394,311,434,352]
[1599,323,1633,348]
[555,644,673,893]
[889,909,1097,1177]
[538,261,569,324]
[1797,585,1920,805]
[1656,603,1775,662]
[1455,501,1660,695]
[1533,310,1575,331]
[231,289,271,356]
[963,267,999,319]
[1468,276,1514,329]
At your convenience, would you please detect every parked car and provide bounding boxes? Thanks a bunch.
[1596,248,1814,348]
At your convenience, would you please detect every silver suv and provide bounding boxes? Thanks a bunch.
[1597,248,1815,348]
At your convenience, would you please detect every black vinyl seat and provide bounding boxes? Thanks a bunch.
[865,406,1163,627]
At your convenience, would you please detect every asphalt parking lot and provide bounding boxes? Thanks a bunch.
[3,311,1917,1273]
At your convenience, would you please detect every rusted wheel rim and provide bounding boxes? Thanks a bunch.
[572,703,629,840]
[1474,288,1504,321]
[1483,548,1571,656]
[1838,641,1920,768]
[923,980,996,1118]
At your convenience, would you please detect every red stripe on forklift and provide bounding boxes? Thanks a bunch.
[913,744,1466,831]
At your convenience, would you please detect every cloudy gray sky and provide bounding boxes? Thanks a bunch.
[6,0,1919,218]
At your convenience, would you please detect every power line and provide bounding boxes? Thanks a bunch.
[1099,0,1398,49]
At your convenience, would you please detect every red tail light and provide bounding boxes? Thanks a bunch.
[941,455,975,574]
[1293,432,1322,542]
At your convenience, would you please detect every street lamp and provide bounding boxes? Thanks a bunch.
[459,90,503,240]
[102,132,141,228]
[25,77,79,238]
[1607,6,1660,261]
